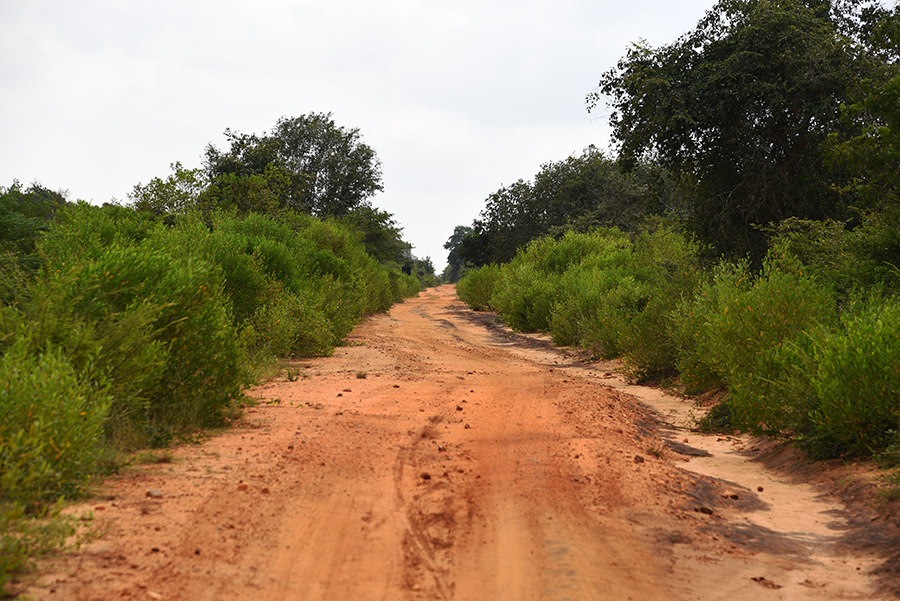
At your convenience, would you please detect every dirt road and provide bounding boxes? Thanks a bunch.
[23,286,899,600]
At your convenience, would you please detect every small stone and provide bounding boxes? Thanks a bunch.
[146,490,163,499]
[634,455,645,464]
[261,487,270,494]
[456,405,463,411]
[757,486,764,492]
[95,505,106,511]
[730,494,740,500]
[695,506,714,515]
[464,423,471,429]
[194,549,201,555]
[148,592,164,600]
[237,483,249,491]
[421,473,431,480]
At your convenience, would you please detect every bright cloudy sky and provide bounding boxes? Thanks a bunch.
[1,0,716,270]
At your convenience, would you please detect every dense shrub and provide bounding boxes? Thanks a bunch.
[5,244,249,448]
[671,249,837,434]
[456,264,501,311]
[806,299,900,456]
[0,338,110,503]
[604,228,700,377]
[475,228,698,378]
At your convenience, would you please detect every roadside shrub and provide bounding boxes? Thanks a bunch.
[245,285,334,358]
[541,227,698,378]
[491,261,559,332]
[38,202,158,267]
[0,338,110,503]
[673,249,836,432]
[549,231,633,351]
[614,228,700,378]
[806,298,900,457]
[23,245,249,447]
[388,269,421,304]
[457,264,501,311]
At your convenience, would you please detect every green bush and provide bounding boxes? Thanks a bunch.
[38,202,158,268]
[610,228,700,378]
[672,249,836,432]
[807,298,900,456]
[491,261,559,332]
[456,264,501,311]
[0,338,110,503]
[244,285,334,358]
[17,244,250,447]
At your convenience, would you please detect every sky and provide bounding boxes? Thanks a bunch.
[1,0,718,271]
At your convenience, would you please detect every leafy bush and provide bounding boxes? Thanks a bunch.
[806,298,900,456]
[672,249,837,433]
[38,202,158,268]
[491,261,559,331]
[610,228,700,378]
[244,285,334,358]
[456,264,501,311]
[0,338,110,503]
[10,244,249,448]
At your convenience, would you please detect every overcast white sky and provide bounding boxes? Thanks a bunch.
[1,0,716,270]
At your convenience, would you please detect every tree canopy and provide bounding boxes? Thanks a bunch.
[204,113,383,218]
[455,147,670,266]
[590,0,889,259]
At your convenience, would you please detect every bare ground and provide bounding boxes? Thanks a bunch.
[18,285,900,600]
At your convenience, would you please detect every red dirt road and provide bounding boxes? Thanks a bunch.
[23,286,893,600]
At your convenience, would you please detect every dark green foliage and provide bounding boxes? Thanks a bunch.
[443,225,473,283]
[592,0,882,261]
[0,181,67,279]
[339,205,412,266]
[407,255,440,289]
[457,147,667,267]
[204,113,383,218]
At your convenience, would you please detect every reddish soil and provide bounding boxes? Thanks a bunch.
[19,285,900,600]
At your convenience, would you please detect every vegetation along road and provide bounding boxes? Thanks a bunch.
[18,285,899,600]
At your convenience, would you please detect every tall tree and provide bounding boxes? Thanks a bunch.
[205,113,383,218]
[338,205,411,266]
[442,225,473,282]
[591,0,882,260]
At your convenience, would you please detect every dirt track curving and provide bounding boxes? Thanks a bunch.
[22,285,899,600]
